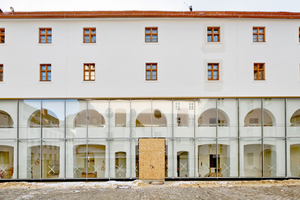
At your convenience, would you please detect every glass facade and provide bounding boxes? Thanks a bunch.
[0,98,299,179]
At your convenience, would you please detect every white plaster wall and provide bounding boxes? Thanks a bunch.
[0,18,300,98]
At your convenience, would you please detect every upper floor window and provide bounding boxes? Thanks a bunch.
[83,28,96,43]
[0,64,3,82]
[145,27,158,43]
[207,27,220,42]
[254,63,265,80]
[145,63,157,80]
[0,28,4,43]
[83,63,95,81]
[208,63,219,80]
[253,27,265,42]
[40,64,51,81]
[39,28,52,43]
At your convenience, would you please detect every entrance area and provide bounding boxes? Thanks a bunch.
[139,138,165,180]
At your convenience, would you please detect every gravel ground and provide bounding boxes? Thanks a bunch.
[0,181,300,200]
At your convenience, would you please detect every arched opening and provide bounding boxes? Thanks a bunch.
[290,109,300,126]
[74,109,105,127]
[261,146,276,177]
[0,111,14,128]
[74,145,106,178]
[243,144,262,177]
[0,145,14,179]
[177,151,188,177]
[198,109,229,127]
[244,108,275,127]
[115,108,126,127]
[115,151,126,177]
[136,108,167,127]
[290,144,300,177]
[28,109,59,128]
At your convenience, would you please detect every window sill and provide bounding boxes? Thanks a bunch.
[37,43,53,46]
[0,43,6,46]
[144,80,159,83]
[81,43,98,46]
[251,42,268,45]
[81,81,97,83]
[144,42,159,45]
[0,82,5,84]
[252,80,267,83]
[205,80,221,83]
[38,81,53,84]
[206,41,222,44]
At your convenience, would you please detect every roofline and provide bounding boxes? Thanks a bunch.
[1,10,300,19]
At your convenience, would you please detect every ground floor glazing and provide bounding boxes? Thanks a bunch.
[0,98,300,179]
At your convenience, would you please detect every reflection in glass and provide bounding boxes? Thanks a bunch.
[0,144,14,179]
[241,138,262,177]
[115,152,126,178]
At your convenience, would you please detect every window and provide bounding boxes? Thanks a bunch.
[207,63,219,80]
[83,28,96,43]
[40,64,51,81]
[145,27,158,42]
[0,28,4,43]
[0,64,3,82]
[253,27,265,42]
[83,63,95,81]
[39,28,52,43]
[145,63,157,80]
[207,27,220,42]
[175,103,180,110]
[189,103,194,110]
[254,63,265,80]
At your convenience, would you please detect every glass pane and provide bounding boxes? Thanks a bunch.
[88,139,108,178]
[42,100,65,138]
[42,72,46,80]
[152,65,157,69]
[85,65,89,70]
[259,35,264,42]
[152,71,156,76]
[19,140,41,179]
[131,100,151,138]
[152,75,156,79]
[146,76,150,80]
[41,140,64,179]
[85,72,89,76]
[146,71,150,75]
[259,71,263,79]
[91,72,95,76]
[0,66,3,70]
[259,28,264,33]
[213,71,218,79]
[91,36,96,43]
[196,99,217,137]
[47,36,52,43]
[208,65,212,69]
[145,29,151,33]
[207,29,212,33]
[91,76,95,80]
[40,30,45,34]
[207,35,212,42]
[217,99,238,137]
[152,35,157,42]
[213,29,219,33]
[152,29,157,33]
[40,36,45,43]
[208,71,212,78]
[47,72,51,80]
[47,30,52,34]
[145,35,150,42]
[84,30,89,34]
[41,66,46,70]
[146,65,150,69]
[47,66,51,70]
[85,75,89,80]
[66,100,87,138]
[66,139,86,178]
[263,138,285,177]
[87,100,109,138]
[110,100,130,138]
[253,35,257,42]
[0,140,16,179]
[287,98,300,137]
[253,29,257,33]
[84,36,89,43]
[175,138,194,177]
[213,35,219,41]
[91,65,95,69]
[213,65,218,69]
[110,139,130,178]
[91,29,96,34]
[239,99,262,137]
[240,138,262,177]
[152,100,172,137]
[174,99,195,137]
[288,138,300,177]
[1,30,4,34]
[0,100,18,138]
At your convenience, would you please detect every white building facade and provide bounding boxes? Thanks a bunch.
[0,11,300,180]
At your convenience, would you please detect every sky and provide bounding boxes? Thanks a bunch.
[1,0,300,12]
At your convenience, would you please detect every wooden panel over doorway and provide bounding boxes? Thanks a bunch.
[139,138,165,180]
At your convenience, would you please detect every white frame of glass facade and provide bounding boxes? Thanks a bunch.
[0,98,300,180]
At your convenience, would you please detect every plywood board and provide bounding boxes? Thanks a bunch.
[139,138,165,180]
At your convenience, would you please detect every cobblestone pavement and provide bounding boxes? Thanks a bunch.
[1,184,300,200]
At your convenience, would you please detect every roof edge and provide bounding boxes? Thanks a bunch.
[1,10,300,19]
